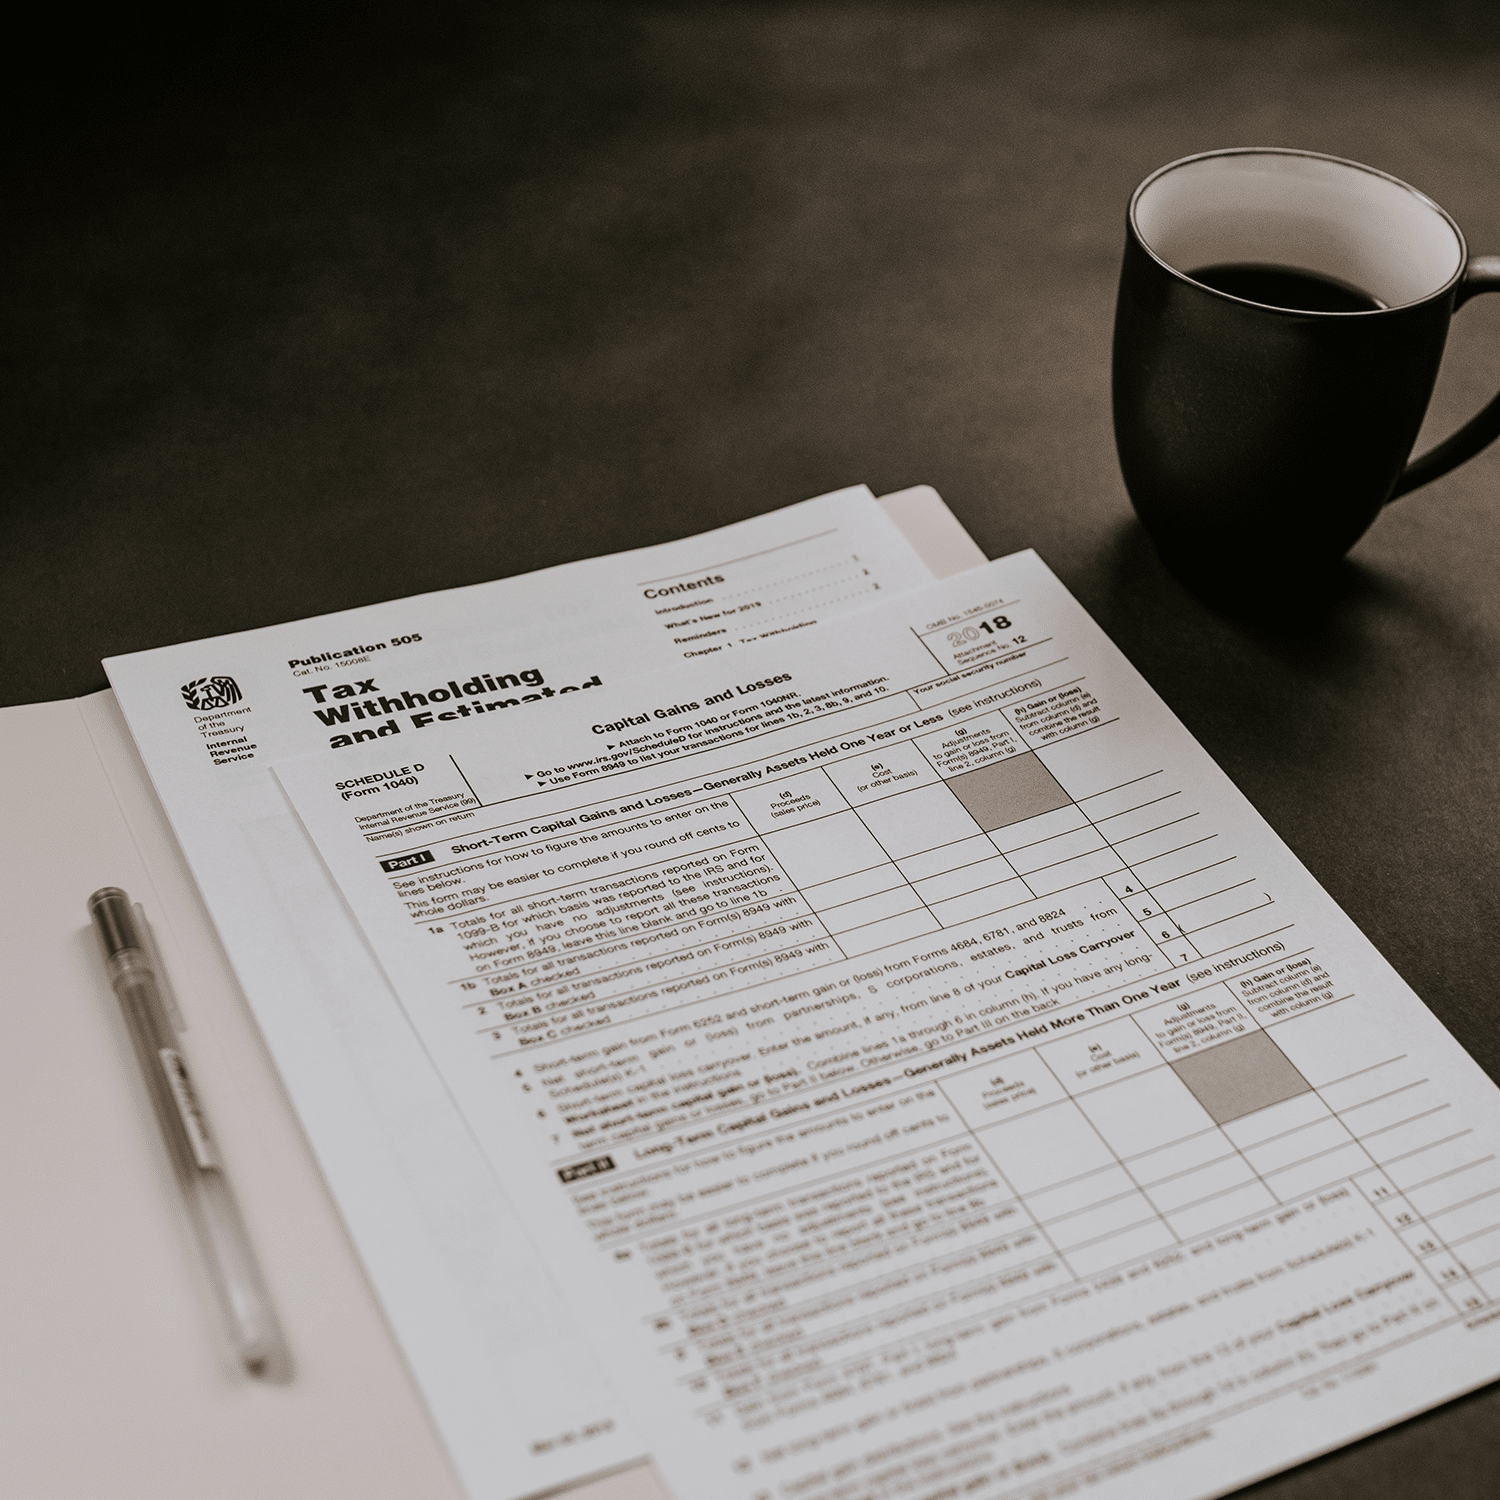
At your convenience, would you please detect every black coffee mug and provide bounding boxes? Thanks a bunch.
[1112,148,1500,584]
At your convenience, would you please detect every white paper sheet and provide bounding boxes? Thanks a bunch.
[0,697,471,1500]
[276,550,1500,1500]
[102,488,941,1499]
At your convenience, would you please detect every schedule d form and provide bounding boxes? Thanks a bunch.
[277,551,1500,1500]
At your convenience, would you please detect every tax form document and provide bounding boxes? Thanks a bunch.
[103,488,939,1500]
[276,551,1500,1500]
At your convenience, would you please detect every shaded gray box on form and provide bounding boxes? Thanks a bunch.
[1171,1031,1312,1126]
[946,751,1072,833]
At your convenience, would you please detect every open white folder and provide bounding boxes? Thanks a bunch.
[0,486,981,1500]
[18,477,1496,1500]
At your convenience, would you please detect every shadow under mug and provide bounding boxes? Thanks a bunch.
[1112,148,1500,589]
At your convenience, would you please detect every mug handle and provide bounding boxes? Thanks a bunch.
[1390,254,1500,499]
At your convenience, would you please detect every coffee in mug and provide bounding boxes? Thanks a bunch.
[1112,148,1500,587]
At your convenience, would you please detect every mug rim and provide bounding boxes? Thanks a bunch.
[1128,146,1468,315]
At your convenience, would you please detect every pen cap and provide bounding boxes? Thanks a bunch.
[88,886,143,958]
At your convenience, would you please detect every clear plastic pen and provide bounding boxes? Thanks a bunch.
[88,887,284,1376]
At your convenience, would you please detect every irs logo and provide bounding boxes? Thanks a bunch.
[181,676,243,711]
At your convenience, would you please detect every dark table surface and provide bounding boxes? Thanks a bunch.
[5,4,1498,1495]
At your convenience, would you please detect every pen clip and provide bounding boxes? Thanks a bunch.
[136,902,188,1033]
